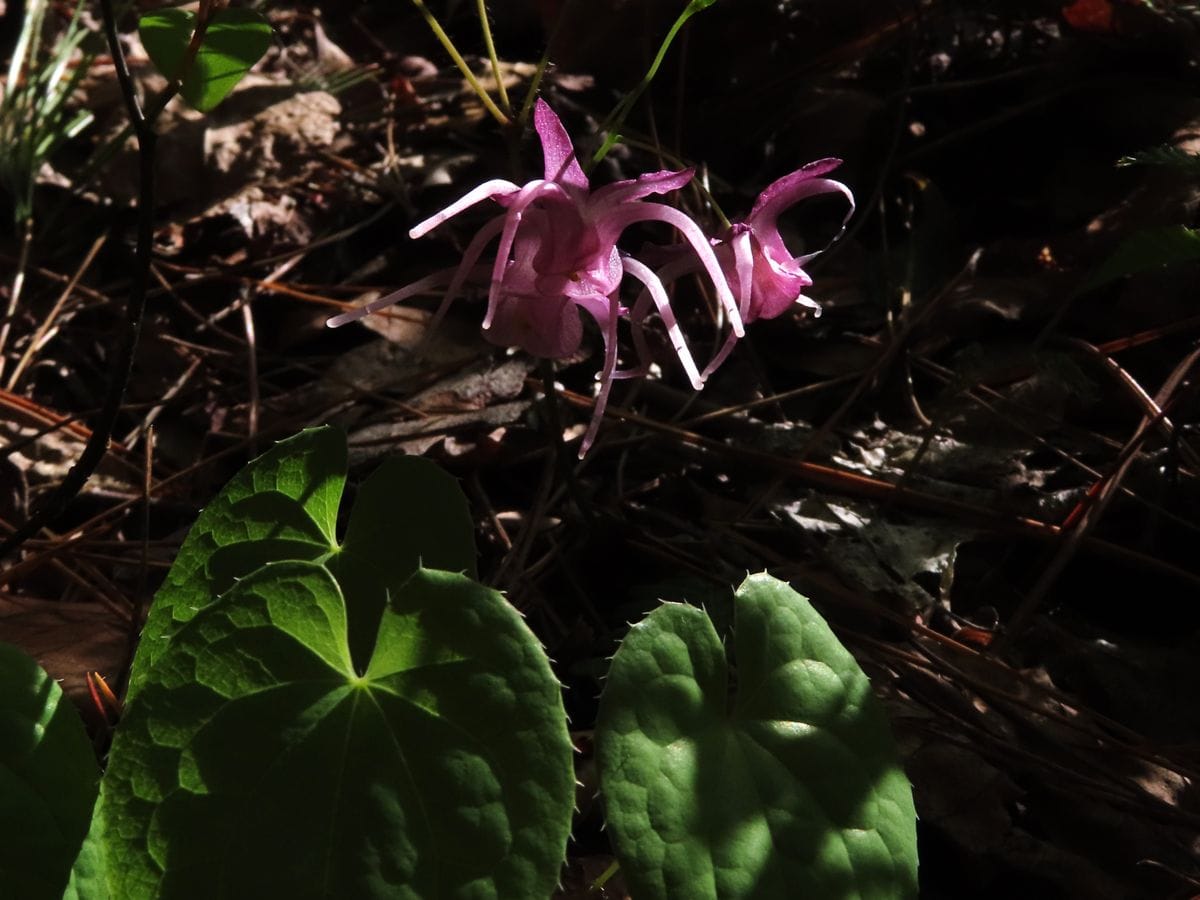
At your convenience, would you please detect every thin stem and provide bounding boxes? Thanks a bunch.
[517,0,579,127]
[0,218,34,382]
[475,0,511,116]
[101,0,146,127]
[591,859,620,891]
[409,0,510,126]
[518,53,549,128]
[589,0,716,169]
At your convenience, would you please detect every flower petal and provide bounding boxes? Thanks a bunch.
[700,329,739,382]
[737,165,853,326]
[613,255,696,384]
[730,226,754,312]
[750,176,855,242]
[604,203,745,337]
[620,255,703,390]
[485,180,563,328]
[575,294,623,457]
[560,247,622,299]
[746,166,855,275]
[326,270,455,328]
[697,230,755,377]
[746,158,845,222]
[589,168,694,210]
[408,179,521,239]
[534,98,589,191]
[522,197,608,293]
[484,289,583,359]
[426,216,506,334]
[747,242,814,321]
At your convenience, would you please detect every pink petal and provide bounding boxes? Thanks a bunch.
[745,180,853,317]
[560,246,622,299]
[573,293,620,339]
[575,294,623,457]
[534,98,589,191]
[746,158,845,222]
[523,197,601,289]
[425,216,506,334]
[700,329,740,382]
[730,226,754,311]
[603,203,745,338]
[484,289,583,359]
[589,168,694,210]
[485,180,565,328]
[620,255,703,390]
[326,270,455,328]
[408,179,521,239]
[747,168,855,273]
[698,230,754,377]
[747,249,813,321]
[613,255,697,384]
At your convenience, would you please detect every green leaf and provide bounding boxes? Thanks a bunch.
[0,641,98,899]
[103,429,552,895]
[130,426,346,697]
[63,816,109,900]
[138,7,271,113]
[131,426,478,692]
[326,454,478,665]
[97,562,574,899]
[1082,225,1200,293]
[596,573,918,900]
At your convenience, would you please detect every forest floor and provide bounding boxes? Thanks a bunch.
[3,1,1200,897]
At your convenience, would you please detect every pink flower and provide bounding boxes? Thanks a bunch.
[620,159,854,381]
[721,158,854,323]
[327,101,854,455]
[329,99,741,454]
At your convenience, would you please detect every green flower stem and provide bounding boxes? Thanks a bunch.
[517,50,548,127]
[409,0,510,126]
[475,0,511,116]
[591,859,620,891]
[589,0,717,169]
[517,0,580,127]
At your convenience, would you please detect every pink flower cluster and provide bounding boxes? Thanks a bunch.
[329,100,853,455]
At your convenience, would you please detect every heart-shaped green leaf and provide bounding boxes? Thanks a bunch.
[91,429,565,896]
[138,7,271,112]
[130,426,477,694]
[0,641,99,899]
[596,573,918,899]
[97,562,573,898]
